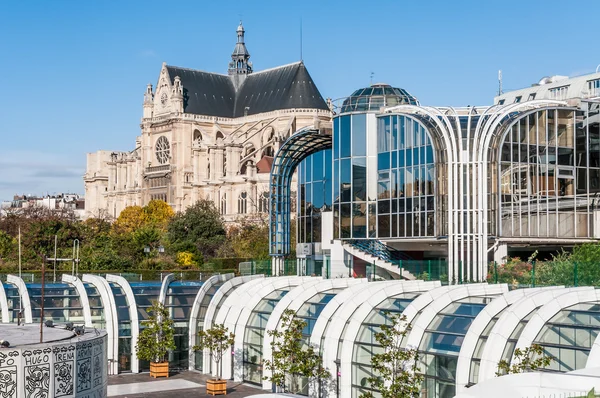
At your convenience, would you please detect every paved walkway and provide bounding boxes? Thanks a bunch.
[108,371,265,397]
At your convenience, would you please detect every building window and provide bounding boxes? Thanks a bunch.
[155,136,170,164]
[498,99,505,105]
[588,79,600,97]
[238,192,247,214]
[514,96,522,103]
[548,85,569,100]
[258,191,269,213]
[220,193,227,215]
[528,93,536,101]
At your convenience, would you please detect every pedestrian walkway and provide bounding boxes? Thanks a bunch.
[108,379,203,396]
[108,371,265,397]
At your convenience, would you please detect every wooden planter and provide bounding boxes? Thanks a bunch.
[150,361,169,378]
[206,379,227,396]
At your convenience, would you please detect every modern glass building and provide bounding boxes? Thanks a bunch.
[270,72,600,284]
[3,273,600,397]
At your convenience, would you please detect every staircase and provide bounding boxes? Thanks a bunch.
[343,240,417,280]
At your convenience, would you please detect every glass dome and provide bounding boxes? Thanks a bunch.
[340,83,418,113]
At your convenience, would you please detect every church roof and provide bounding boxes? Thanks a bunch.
[165,61,329,118]
[166,66,235,118]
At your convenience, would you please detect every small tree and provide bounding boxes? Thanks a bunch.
[193,324,235,380]
[263,309,330,394]
[136,301,176,363]
[360,313,423,398]
[496,344,554,376]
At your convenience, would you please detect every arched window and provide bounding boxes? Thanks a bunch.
[238,192,247,214]
[193,129,202,144]
[220,193,227,215]
[258,191,269,213]
[216,131,225,142]
[262,146,274,157]
[240,160,251,175]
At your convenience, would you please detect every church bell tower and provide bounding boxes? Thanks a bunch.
[228,21,253,89]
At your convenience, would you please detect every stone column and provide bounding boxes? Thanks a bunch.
[209,148,216,181]
[214,148,224,179]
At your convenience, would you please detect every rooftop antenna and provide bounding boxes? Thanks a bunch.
[300,18,303,61]
[498,70,503,96]
[370,72,374,85]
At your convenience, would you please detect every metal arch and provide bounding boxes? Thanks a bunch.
[106,274,140,373]
[7,274,32,324]
[269,127,332,257]
[62,274,93,328]
[0,280,9,323]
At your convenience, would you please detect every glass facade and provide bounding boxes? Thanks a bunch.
[129,282,161,372]
[27,283,83,324]
[165,281,203,370]
[333,113,372,239]
[499,107,600,238]
[194,281,228,372]
[298,149,332,244]
[351,293,421,398]
[377,115,436,238]
[419,297,496,398]
[468,308,508,385]
[243,289,289,384]
[110,283,133,373]
[534,303,600,372]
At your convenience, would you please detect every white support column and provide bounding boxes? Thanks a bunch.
[7,274,32,324]
[0,280,9,323]
[494,242,508,265]
[61,274,93,328]
[188,273,235,371]
[158,273,175,305]
[83,274,119,375]
[106,274,140,374]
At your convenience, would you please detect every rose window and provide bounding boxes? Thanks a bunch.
[155,136,170,164]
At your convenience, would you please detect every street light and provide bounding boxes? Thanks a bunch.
[158,245,165,254]
[144,246,151,257]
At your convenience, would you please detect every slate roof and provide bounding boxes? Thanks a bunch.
[165,62,329,118]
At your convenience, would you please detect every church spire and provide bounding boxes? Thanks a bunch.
[229,21,252,79]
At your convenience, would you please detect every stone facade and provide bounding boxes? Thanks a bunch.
[84,23,332,220]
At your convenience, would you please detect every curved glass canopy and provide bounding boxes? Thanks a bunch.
[340,83,418,114]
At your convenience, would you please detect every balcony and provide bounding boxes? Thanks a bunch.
[145,164,171,174]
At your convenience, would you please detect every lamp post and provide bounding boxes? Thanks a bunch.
[144,246,151,256]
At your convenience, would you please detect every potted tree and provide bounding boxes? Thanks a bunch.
[135,300,176,378]
[194,324,235,395]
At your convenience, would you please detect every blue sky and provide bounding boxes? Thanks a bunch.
[1,0,599,201]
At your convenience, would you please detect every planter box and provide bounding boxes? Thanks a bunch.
[206,379,227,396]
[150,361,169,378]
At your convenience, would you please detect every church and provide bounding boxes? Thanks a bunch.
[84,22,332,220]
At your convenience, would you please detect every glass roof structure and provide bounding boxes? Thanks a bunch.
[1,274,600,397]
[340,83,418,113]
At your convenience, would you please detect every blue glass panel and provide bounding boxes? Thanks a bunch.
[352,113,367,156]
[413,148,420,166]
[406,149,413,166]
[341,158,352,202]
[333,117,340,159]
[352,157,367,202]
[392,116,398,150]
[313,181,324,209]
[378,152,390,170]
[333,160,339,203]
[340,116,351,158]
[312,151,323,181]
[399,150,405,167]
[306,155,312,180]
[392,151,397,168]
[426,146,434,163]
[399,116,405,149]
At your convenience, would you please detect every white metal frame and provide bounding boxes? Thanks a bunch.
[202,274,263,372]
[187,273,235,371]
[455,287,556,393]
[215,276,308,380]
[62,274,93,327]
[513,289,600,369]
[478,286,592,382]
[337,280,442,398]
[261,278,360,389]
[106,274,140,373]
[83,274,119,375]
[7,274,32,324]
